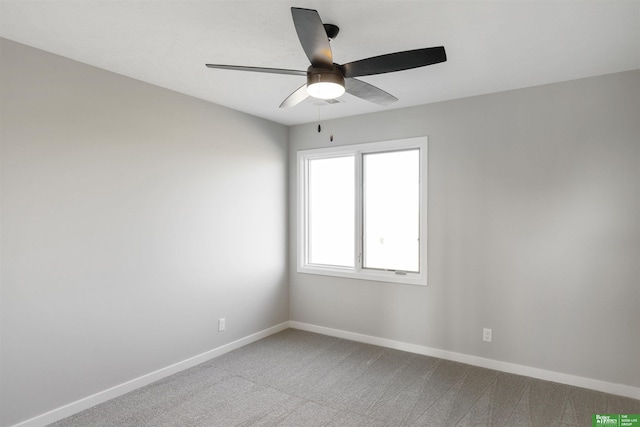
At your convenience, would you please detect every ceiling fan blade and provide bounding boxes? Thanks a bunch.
[279,84,310,108]
[291,7,333,67]
[342,47,446,78]
[345,78,398,106]
[205,64,306,76]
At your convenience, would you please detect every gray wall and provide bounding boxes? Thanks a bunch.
[2,35,638,426]
[289,70,640,389]
[0,39,288,426]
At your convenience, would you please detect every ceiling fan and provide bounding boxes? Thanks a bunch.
[206,7,446,108]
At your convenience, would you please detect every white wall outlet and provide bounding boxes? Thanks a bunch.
[218,317,226,332]
[483,328,492,342]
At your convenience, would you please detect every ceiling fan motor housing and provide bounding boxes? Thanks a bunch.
[306,65,345,99]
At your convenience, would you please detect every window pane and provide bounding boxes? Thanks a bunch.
[307,156,354,267]
[363,149,420,272]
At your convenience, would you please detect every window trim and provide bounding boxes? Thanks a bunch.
[297,137,428,286]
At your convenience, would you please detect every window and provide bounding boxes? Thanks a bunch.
[297,137,427,286]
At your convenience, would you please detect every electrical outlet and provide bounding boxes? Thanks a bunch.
[483,328,492,342]
[218,318,226,332]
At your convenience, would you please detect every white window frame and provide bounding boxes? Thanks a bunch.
[297,136,428,286]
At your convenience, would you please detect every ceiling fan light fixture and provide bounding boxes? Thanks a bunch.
[306,69,345,99]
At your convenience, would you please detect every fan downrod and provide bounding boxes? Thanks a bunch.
[323,24,339,41]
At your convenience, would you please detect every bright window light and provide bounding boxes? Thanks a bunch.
[363,149,420,272]
[297,137,427,286]
[307,155,354,267]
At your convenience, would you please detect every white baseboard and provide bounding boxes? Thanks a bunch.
[11,321,290,427]
[289,321,640,400]
[11,320,638,426]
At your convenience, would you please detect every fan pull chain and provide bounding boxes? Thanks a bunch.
[316,103,335,142]
[328,102,334,142]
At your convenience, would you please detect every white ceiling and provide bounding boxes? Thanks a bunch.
[1,1,638,126]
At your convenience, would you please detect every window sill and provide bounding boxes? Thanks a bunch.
[297,265,427,287]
